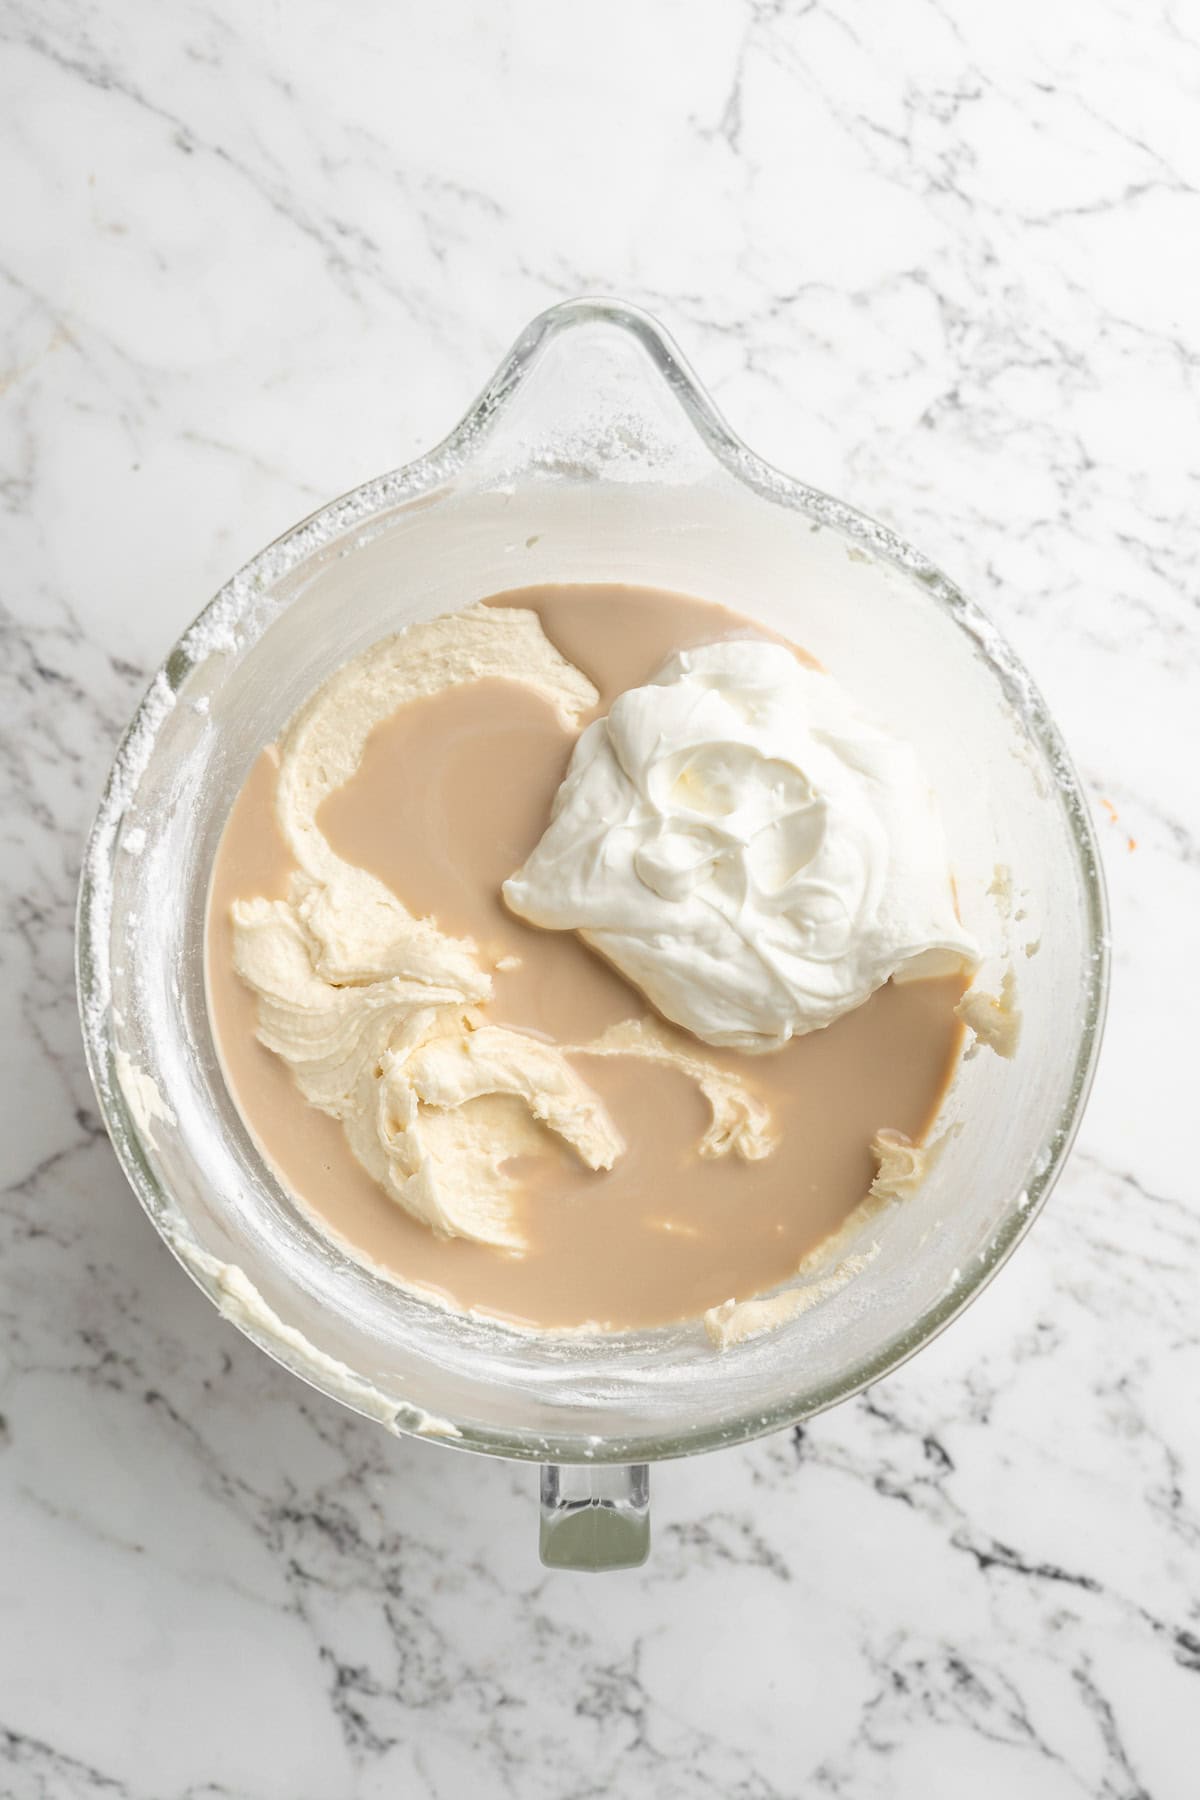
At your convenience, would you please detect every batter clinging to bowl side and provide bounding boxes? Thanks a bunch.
[206,583,981,1338]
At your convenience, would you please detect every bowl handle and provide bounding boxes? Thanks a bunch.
[539,1462,650,1571]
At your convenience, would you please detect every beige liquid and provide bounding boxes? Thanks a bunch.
[207,585,965,1332]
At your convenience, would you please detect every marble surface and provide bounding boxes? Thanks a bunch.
[1,0,1196,1793]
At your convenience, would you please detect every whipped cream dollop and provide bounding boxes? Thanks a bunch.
[503,640,980,1051]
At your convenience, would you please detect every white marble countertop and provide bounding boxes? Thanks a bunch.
[2,1,1196,1794]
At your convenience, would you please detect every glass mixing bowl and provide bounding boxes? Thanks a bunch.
[77,299,1108,1570]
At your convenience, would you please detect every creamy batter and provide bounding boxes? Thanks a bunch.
[207,585,970,1333]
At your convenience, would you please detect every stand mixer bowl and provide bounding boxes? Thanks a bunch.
[77,299,1109,1569]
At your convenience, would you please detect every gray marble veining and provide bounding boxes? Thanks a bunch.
[1,0,1196,1793]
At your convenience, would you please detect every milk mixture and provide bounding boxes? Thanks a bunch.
[207,586,977,1336]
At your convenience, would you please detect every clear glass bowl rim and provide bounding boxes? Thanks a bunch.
[76,296,1110,1463]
